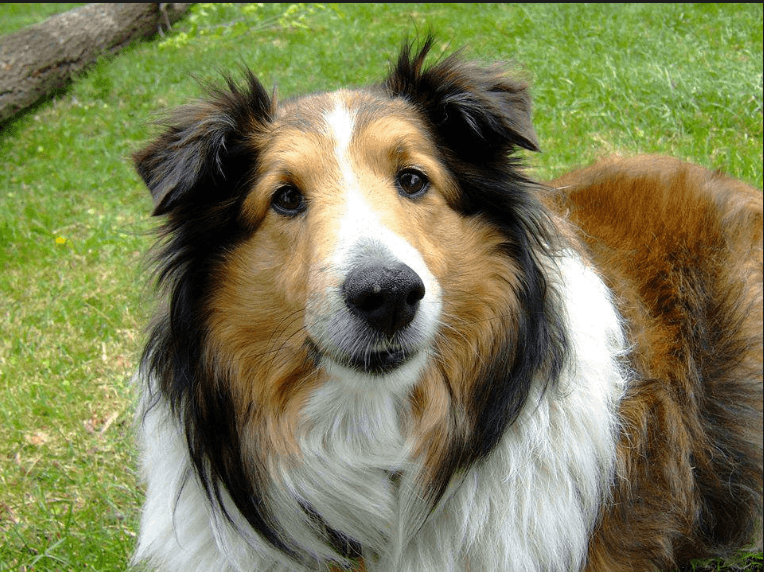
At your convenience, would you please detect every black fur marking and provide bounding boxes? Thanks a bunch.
[135,69,272,216]
[136,72,296,557]
[300,503,365,562]
[384,37,540,158]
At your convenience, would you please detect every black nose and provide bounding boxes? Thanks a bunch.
[342,262,425,337]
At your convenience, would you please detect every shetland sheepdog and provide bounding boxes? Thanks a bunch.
[132,39,763,572]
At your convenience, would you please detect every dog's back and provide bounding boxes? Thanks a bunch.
[552,156,763,568]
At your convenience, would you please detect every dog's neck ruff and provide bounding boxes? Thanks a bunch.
[134,250,627,572]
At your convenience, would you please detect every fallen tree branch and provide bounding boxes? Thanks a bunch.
[0,3,190,124]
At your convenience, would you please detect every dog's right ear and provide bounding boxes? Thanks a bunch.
[134,70,273,216]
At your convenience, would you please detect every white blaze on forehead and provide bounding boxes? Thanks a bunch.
[323,98,379,267]
[324,97,356,158]
[323,99,364,241]
[321,99,436,284]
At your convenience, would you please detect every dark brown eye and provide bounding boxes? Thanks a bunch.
[396,168,429,198]
[271,185,306,216]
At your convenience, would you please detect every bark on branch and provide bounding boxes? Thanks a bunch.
[0,3,190,124]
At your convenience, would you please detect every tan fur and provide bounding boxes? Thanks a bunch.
[414,214,525,477]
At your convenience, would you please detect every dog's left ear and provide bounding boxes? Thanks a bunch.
[385,38,540,159]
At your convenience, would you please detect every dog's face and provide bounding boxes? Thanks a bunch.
[135,40,566,562]
[213,93,447,388]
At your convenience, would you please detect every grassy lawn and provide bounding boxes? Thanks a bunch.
[0,3,761,571]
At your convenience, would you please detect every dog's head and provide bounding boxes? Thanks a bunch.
[135,38,565,564]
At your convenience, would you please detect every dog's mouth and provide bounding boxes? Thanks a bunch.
[307,339,414,375]
[344,346,411,375]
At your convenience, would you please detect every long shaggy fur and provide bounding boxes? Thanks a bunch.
[132,39,763,572]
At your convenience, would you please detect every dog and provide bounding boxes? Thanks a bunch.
[131,39,763,572]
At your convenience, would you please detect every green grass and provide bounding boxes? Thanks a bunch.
[0,3,761,571]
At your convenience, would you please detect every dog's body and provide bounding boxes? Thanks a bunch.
[132,41,762,572]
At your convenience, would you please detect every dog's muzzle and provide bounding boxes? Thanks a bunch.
[307,256,434,376]
[342,262,425,338]
[334,261,425,374]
